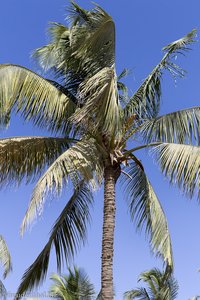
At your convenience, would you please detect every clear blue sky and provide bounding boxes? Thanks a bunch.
[0,0,200,299]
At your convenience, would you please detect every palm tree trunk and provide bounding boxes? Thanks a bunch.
[101,164,120,300]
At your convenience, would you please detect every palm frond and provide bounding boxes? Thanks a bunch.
[20,139,103,235]
[118,68,131,81]
[122,161,173,269]
[124,29,196,121]
[124,268,178,300]
[0,279,7,300]
[49,267,95,300]
[49,273,70,300]
[67,2,92,25]
[33,23,70,72]
[124,288,150,300]
[72,67,122,138]
[117,81,129,106]
[151,142,200,198]
[46,79,78,104]
[0,235,12,278]
[33,3,115,88]
[15,183,93,299]
[33,22,85,92]
[139,268,178,300]
[138,269,159,295]
[0,136,73,186]
[69,3,115,75]
[140,107,200,145]
[0,64,76,133]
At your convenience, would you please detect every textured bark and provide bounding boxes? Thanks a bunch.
[101,164,120,300]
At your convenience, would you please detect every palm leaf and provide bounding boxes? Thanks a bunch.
[0,64,76,133]
[33,22,85,91]
[118,68,131,81]
[49,273,71,300]
[33,23,70,72]
[33,22,82,91]
[124,268,178,300]
[49,267,95,300]
[34,3,115,88]
[0,235,12,278]
[20,139,103,235]
[140,268,178,299]
[0,136,73,186]
[68,1,90,24]
[0,279,7,300]
[151,142,200,198]
[72,67,121,138]
[124,29,196,121]
[117,70,129,106]
[139,269,159,295]
[140,107,200,144]
[124,288,150,300]
[122,161,173,269]
[69,3,115,75]
[15,183,93,299]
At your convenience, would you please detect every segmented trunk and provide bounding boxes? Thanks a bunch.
[101,165,120,300]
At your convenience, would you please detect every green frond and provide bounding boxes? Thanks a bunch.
[49,273,70,300]
[0,64,76,133]
[33,3,115,87]
[117,82,129,106]
[49,267,95,300]
[67,2,91,25]
[139,268,178,300]
[122,161,173,269]
[124,29,196,122]
[124,268,178,300]
[20,139,103,235]
[117,81,128,94]
[69,3,115,75]
[118,68,131,81]
[162,28,196,53]
[72,67,122,138]
[15,183,93,299]
[33,23,85,91]
[124,288,150,300]
[140,107,200,144]
[46,79,78,105]
[33,23,70,72]
[0,279,7,300]
[0,235,12,278]
[151,143,200,198]
[47,22,69,43]
[0,136,72,186]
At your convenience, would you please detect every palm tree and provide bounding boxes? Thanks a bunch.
[49,267,95,300]
[0,2,199,300]
[124,268,178,300]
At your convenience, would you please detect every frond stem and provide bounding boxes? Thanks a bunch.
[122,142,162,157]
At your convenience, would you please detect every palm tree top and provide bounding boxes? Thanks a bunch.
[0,2,199,299]
[49,267,95,300]
[124,268,179,300]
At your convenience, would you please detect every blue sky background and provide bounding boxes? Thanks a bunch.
[0,0,200,299]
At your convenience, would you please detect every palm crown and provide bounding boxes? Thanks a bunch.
[49,267,95,300]
[124,268,178,300]
[0,2,199,299]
